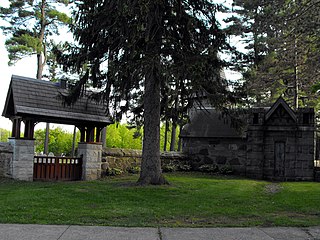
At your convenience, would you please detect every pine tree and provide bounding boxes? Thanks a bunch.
[59,0,236,185]
[1,0,71,79]
[1,0,71,153]
[228,0,320,109]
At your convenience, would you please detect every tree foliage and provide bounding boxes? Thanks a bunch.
[0,0,71,79]
[34,127,80,156]
[58,0,238,184]
[227,0,320,109]
[105,124,142,150]
[0,128,11,142]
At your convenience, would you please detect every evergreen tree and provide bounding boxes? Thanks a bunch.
[1,0,71,154]
[228,0,320,109]
[0,0,71,79]
[59,0,237,185]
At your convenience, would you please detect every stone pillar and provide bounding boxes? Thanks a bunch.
[9,138,35,181]
[78,142,102,181]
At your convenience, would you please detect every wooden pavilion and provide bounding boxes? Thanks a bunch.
[2,75,112,142]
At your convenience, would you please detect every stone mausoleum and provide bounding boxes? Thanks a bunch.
[181,97,316,181]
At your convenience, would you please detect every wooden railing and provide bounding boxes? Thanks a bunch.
[33,156,82,181]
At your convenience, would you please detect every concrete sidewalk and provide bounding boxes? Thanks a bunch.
[0,224,320,240]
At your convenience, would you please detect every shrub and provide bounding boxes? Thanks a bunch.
[127,166,141,174]
[106,168,123,176]
[219,166,233,175]
[198,164,219,173]
[162,164,177,172]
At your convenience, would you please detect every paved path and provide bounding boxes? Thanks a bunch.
[0,224,320,240]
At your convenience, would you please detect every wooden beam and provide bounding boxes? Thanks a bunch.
[95,127,102,142]
[11,118,21,138]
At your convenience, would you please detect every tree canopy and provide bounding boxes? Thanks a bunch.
[58,0,237,185]
[0,0,71,79]
[227,0,320,109]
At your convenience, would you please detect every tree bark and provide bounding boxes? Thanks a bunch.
[177,133,182,152]
[163,120,169,151]
[170,122,176,151]
[294,36,299,110]
[138,64,167,185]
[71,126,77,157]
[38,0,50,154]
[138,2,167,185]
[44,122,49,155]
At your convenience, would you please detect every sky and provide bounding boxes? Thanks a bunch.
[0,34,37,130]
[0,0,74,132]
[0,0,242,132]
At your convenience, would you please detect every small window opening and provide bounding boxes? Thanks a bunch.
[303,113,310,124]
[253,113,259,124]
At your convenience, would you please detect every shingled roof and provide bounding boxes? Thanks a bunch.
[180,108,244,138]
[2,75,112,127]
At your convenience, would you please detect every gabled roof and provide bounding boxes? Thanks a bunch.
[2,75,112,126]
[265,97,296,122]
[180,108,244,138]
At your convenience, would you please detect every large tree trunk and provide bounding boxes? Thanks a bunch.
[36,53,45,80]
[138,64,167,185]
[39,0,49,154]
[138,2,167,185]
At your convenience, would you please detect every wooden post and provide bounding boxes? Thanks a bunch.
[101,127,107,148]
[86,126,95,142]
[24,120,35,139]
[11,118,21,138]
[95,127,102,143]
[79,126,85,142]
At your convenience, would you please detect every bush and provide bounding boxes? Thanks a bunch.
[127,166,141,174]
[198,164,219,173]
[178,164,192,171]
[106,168,123,176]
[219,166,233,175]
[162,164,177,172]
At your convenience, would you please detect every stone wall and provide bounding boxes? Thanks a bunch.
[101,148,189,176]
[9,138,35,181]
[182,137,247,175]
[246,126,265,179]
[247,126,315,181]
[101,148,142,175]
[0,142,13,178]
[78,143,102,181]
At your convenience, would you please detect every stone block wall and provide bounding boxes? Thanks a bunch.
[78,143,102,181]
[182,137,247,175]
[0,142,13,178]
[9,138,35,181]
[246,126,264,179]
[101,148,142,176]
[294,127,315,180]
[101,148,189,176]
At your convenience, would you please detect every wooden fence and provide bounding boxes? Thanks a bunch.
[33,156,82,181]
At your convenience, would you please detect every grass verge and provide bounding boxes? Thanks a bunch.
[0,172,319,227]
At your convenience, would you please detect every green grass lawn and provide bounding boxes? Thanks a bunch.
[0,172,319,227]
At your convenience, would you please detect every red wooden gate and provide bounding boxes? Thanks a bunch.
[33,156,82,181]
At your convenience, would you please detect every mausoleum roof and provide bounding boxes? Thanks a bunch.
[180,108,244,138]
